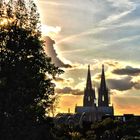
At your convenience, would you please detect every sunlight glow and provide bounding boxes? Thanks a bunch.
[0,18,15,26]
[0,18,8,26]
[41,24,61,38]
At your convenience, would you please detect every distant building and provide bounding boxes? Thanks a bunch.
[75,65,114,122]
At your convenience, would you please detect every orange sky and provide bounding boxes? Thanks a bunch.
[57,90,140,115]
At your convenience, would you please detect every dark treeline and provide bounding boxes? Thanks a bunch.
[53,117,140,140]
[0,0,63,139]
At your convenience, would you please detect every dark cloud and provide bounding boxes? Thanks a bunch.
[108,76,140,91]
[112,66,140,76]
[56,87,83,95]
[110,65,140,91]
[44,36,71,68]
[107,77,134,91]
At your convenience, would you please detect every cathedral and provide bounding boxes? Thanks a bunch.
[75,65,114,122]
[55,65,139,125]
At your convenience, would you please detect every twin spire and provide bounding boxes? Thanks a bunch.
[86,64,106,90]
[84,64,109,107]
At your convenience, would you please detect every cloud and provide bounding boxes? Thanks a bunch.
[99,0,136,25]
[105,61,119,67]
[108,75,140,91]
[44,36,71,68]
[37,0,140,64]
[54,77,64,82]
[56,87,83,95]
[54,77,74,88]
[107,76,134,91]
[41,24,61,38]
[112,66,140,76]
[41,1,139,86]
[100,9,134,26]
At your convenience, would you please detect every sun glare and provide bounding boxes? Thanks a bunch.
[41,24,61,38]
[0,18,14,26]
[0,18,8,26]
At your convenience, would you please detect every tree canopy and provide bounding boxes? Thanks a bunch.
[0,0,63,139]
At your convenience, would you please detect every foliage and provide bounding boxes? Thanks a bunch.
[48,94,60,117]
[0,0,63,139]
[53,117,140,140]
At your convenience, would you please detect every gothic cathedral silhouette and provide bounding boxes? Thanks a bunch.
[75,65,114,122]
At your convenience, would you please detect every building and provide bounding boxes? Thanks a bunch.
[75,65,114,122]
[54,65,140,126]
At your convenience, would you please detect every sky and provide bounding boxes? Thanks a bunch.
[35,0,140,115]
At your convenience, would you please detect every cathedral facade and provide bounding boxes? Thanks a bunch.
[75,65,114,122]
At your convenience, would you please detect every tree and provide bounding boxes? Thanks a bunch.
[48,94,60,117]
[0,0,63,139]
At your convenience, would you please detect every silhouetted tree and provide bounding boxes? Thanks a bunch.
[48,94,60,117]
[0,0,63,139]
[51,117,140,140]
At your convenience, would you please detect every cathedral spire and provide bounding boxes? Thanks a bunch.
[98,64,109,107]
[86,65,92,89]
[84,65,96,107]
[100,64,107,90]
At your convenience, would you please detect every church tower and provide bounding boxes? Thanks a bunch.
[98,65,109,107]
[83,65,96,107]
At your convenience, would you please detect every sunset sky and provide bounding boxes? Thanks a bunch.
[35,0,140,115]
